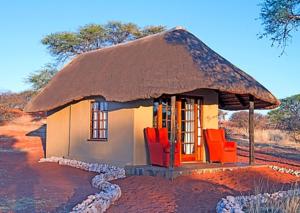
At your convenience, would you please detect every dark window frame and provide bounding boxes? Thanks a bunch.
[90,101,108,141]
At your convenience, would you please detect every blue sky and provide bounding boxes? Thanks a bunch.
[0,0,299,100]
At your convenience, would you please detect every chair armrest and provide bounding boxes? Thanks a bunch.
[224,141,237,149]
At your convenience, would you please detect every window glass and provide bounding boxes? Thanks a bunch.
[90,101,108,141]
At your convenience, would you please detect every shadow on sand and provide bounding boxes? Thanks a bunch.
[0,134,40,212]
[26,124,46,158]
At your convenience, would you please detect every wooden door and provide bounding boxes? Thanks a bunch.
[180,98,196,161]
[153,97,203,162]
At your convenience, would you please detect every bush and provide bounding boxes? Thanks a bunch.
[0,105,22,124]
[0,90,35,110]
[229,111,269,131]
[247,182,300,213]
[268,94,300,143]
[0,90,35,125]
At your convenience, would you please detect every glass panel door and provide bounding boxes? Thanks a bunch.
[162,99,171,139]
[197,99,202,146]
[181,98,195,159]
[153,97,202,162]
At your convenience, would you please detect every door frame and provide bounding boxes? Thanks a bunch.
[154,96,204,162]
[177,97,203,162]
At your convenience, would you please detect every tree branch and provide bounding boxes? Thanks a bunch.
[288,14,300,20]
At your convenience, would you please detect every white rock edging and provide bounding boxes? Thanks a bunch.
[269,165,300,177]
[72,181,122,213]
[39,156,125,213]
[216,165,300,213]
[216,189,300,213]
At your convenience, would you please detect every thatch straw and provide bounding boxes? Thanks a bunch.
[25,27,279,112]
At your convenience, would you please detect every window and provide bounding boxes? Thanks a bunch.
[153,98,175,139]
[90,101,108,141]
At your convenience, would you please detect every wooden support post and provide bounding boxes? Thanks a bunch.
[176,100,182,162]
[194,100,198,161]
[158,99,163,128]
[170,96,176,170]
[249,96,255,165]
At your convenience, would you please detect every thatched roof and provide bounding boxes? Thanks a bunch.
[25,27,279,112]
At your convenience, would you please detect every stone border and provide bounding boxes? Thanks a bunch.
[216,189,300,213]
[269,165,300,177]
[216,165,300,213]
[39,157,125,212]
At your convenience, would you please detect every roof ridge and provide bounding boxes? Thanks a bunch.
[25,27,279,112]
[79,26,186,56]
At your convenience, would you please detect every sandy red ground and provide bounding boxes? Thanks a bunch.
[109,135,300,212]
[0,114,97,212]
[110,167,298,213]
[0,113,299,212]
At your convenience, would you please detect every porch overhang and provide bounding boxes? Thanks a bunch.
[155,92,259,172]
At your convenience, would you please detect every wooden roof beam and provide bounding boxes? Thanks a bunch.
[235,94,248,107]
[219,96,225,108]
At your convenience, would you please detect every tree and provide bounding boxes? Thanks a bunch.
[0,90,35,123]
[26,21,165,91]
[218,110,228,121]
[218,110,228,127]
[42,21,166,63]
[259,0,300,53]
[229,111,249,131]
[26,64,58,91]
[268,94,300,142]
[229,111,268,131]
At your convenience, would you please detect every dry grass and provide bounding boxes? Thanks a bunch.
[226,127,300,149]
[0,91,33,125]
[0,91,34,109]
[248,196,300,213]
[246,181,300,213]
[0,105,22,125]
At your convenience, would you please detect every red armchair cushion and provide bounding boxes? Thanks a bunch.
[205,129,225,142]
[164,144,180,153]
[158,128,169,148]
[145,127,180,167]
[224,141,236,151]
[144,128,158,144]
[158,128,180,153]
[204,129,237,163]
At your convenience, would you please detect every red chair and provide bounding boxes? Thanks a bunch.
[158,128,181,167]
[204,129,237,163]
[144,127,180,167]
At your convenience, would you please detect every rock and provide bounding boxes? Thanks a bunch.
[226,195,235,203]
[269,165,300,177]
[216,188,300,213]
[233,208,244,213]
[39,156,125,213]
